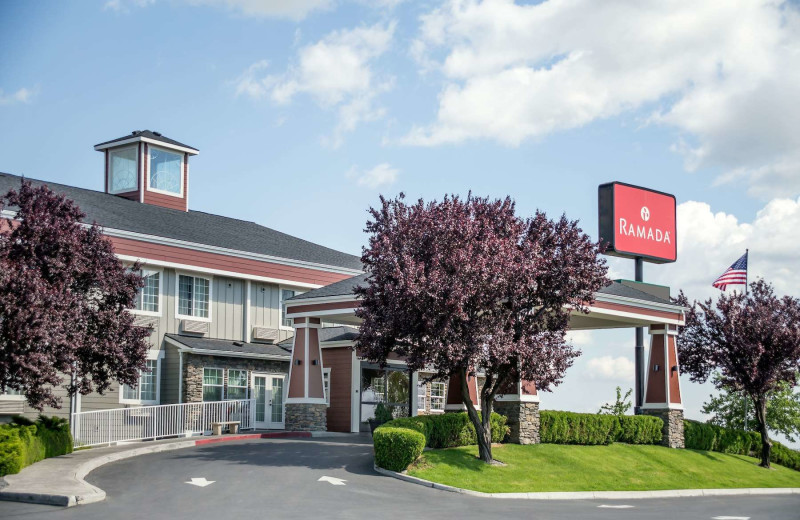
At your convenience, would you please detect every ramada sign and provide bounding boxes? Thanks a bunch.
[598,182,677,264]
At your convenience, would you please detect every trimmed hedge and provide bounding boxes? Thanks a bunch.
[373,427,426,472]
[373,412,509,471]
[684,420,800,471]
[540,411,663,445]
[0,416,73,477]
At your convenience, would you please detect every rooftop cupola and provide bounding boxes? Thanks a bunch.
[94,130,199,212]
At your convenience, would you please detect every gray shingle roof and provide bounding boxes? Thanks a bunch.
[278,326,360,347]
[292,274,678,308]
[95,130,199,152]
[289,273,368,300]
[166,334,292,359]
[597,281,672,305]
[0,172,363,272]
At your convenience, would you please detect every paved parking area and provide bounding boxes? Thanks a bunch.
[0,436,797,519]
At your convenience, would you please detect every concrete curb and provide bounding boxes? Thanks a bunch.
[0,431,315,507]
[373,465,800,500]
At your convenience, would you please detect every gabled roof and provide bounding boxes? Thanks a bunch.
[0,172,364,273]
[94,130,199,153]
[165,334,292,359]
[597,281,672,305]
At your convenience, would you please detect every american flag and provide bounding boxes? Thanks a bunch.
[713,251,748,291]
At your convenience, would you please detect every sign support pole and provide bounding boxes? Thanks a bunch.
[634,256,644,415]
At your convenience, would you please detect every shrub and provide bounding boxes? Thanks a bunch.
[539,411,620,445]
[0,416,73,476]
[616,415,663,444]
[684,420,800,471]
[373,403,394,424]
[373,427,425,472]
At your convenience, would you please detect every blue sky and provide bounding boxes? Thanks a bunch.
[2,0,800,442]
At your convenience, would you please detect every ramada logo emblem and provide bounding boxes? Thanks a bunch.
[640,206,650,222]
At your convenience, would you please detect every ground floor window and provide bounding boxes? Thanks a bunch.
[323,368,331,407]
[430,382,446,412]
[417,382,427,411]
[360,364,411,428]
[121,359,159,404]
[227,369,248,400]
[203,367,224,401]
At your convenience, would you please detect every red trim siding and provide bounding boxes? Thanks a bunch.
[288,300,360,315]
[109,236,355,286]
[287,328,306,398]
[592,300,683,322]
[644,334,666,404]
[668,335,682,404]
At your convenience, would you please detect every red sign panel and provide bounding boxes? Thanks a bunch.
[598,182,677,263]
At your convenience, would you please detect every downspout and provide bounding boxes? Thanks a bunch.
[178,350,184,404]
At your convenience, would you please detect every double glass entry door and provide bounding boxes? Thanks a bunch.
[253,374,285,429]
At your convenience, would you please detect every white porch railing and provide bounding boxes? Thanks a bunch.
[71,399,256,448]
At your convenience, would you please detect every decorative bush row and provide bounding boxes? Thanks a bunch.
[0,416,73,476]
[373,412,509,470]
[540,411,663,445]
[684,420,800,471]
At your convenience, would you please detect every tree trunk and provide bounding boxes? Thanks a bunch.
[460,366,492,463]
[754,395,771,468]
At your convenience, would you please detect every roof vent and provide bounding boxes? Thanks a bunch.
[131,130,140,136]
[152,131,162,136]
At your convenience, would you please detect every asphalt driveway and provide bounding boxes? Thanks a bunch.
[0,435,797,519]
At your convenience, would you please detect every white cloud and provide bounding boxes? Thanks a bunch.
[406,0,800,198]
[638,196,800,302]
[565,330,592,348]
[105,0,328,19]
[236,22,395,147]
[586,355,634,381]
[0,86,37,106]
[346,163,399,189]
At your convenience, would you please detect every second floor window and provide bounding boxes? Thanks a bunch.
[134,270,160,314]
[281,289,296,327]
[108,145,138,193]
[149,147,182,195]
[179,275,210,319]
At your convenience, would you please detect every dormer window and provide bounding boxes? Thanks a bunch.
[108,146,138,194]
[148,146,183,196]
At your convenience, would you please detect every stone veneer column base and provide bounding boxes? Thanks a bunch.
[494,401,540,445]
[643,408,685,449]
[285,403,327,432]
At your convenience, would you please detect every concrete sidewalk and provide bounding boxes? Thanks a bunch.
[0,431,333,507]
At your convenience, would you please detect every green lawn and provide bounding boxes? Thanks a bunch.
[406,443,800,493]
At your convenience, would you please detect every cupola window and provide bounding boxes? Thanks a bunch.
[108,146,138,193]
[149,146,183,196]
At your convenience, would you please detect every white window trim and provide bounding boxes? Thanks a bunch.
[430,381,446,413]
[0,391,25,401]
[226,369,249,400]
[323,368,331,408]
[119,350,163,405]
[279,286,305,331]
[107,145,139,195]
[175,271,213,322]
[146,144,184,198]
[131,268,163,317]
[202,366,225,402]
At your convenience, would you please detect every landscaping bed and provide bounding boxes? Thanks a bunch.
[406,443,800,493]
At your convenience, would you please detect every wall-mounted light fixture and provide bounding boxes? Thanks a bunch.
[312,359,319,366]
[295,359,302,366]
[671,365,678,374]
[653,364,660,372]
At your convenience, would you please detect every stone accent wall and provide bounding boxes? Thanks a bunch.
[494,401,540,445]
[182,353,289,403]
[285,403,327,431]
[643,408,685,449]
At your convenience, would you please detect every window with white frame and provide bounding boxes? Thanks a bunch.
[121,359,159,404]
[0,388,23,399]
[323,368,331,407]
[281,289,296,327]
[134,270,160,314]
[417,382,427,411]
[148,146,183,195]
[430,382,446,412]
[202,368,223,401]
[178,274,210,319]
[108,146,138,193]
[227,369,248,400]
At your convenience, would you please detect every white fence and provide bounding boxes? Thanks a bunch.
[71,399,256,448]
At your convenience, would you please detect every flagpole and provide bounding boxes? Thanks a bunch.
[743,248,749,430]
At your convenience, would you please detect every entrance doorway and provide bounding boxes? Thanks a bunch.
[359,363,411,431]
[253,374,285,429]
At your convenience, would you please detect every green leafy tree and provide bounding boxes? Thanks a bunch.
[703,374,800,443]
[598,386,632,416]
